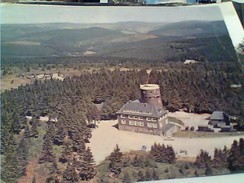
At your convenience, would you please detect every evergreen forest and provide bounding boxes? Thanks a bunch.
[1,38,244,182]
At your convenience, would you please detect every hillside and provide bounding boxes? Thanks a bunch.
[1,21,238,62]
[149,21,228,37]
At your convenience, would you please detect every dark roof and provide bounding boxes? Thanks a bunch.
[117,99,167,118]
[210,111,229,120]
[161,123,175,132]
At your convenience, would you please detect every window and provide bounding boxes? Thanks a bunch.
[140,122,144,127]
[121,120,126,125]
[159,123,162,128]
[121,115,126,118]
[147,117,152,121]
[147,123,158,128]
[129,121,135,125]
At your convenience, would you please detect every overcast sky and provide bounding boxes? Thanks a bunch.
[1,4,224,24]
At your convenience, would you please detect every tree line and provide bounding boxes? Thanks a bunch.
[194,138,244,175]
[97,138,244,183]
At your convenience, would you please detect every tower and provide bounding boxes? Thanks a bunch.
[140,84,163,110]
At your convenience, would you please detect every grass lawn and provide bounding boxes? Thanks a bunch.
[174,131,244,138]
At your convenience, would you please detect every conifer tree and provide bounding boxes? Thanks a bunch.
[228,140,242,171]
[39,130,56,164]
[108,144,123,175]
[62,162,79,183]
[16,136,29,177]
[145,168,152,181]
[137,170,145,182]
[195,150,212,169]
[30,117,39,138]
[83,147,95,164]
[1,133,19,183]
[152,169,159,180]
[122,171,132,183]
[205,164,213,176]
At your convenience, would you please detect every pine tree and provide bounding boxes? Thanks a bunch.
[145,168,152,181]
[75,159,96,181]
[16,136,29,177]
[228,140,240,171]
[83,147,94,164]
[123,156,131,167]
[195,150,212,169]
[152,169,159,180]
[59,143,72,163]
[150,143,176,164]
[240,138,244,155]
[194,170,199,177]
[132,155,141,167]
[167,145,176,164]
[239,138,244,170]
[108,144,123,175]
[164,168,169,173]
[122,171,131,183]
[213,148,221,167]
[137,170,145,182]
[205,164,213,176]
[11,111,21,134]
[1,134,19,183]
[62,162,79,183]
[39,130,56,164]
[30,117,39,138]
[213,147,229,168]
[45,176,60,183]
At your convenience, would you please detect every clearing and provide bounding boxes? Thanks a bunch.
[88,119,244,164]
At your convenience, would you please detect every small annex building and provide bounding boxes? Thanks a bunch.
[206,111,234,132]
[117,84,181,136]
[209,111,230,128]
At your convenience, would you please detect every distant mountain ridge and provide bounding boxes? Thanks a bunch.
[1,21,237,62]
[149,20,228,38]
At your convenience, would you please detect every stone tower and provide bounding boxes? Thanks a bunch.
[140,84,163,110]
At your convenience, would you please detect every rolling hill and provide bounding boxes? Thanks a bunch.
[1,21,238,62]
[149,21,228,38]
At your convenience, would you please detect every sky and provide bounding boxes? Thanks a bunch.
[0,2,243,47]
[1,4,224,24]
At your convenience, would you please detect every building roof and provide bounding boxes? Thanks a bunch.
[140,84,159,90]
[210,111,229,120]
[161,123,175,132]
[117,99,167,118]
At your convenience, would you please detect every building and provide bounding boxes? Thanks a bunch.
[197,111,235,132]
[117,84,181,136]
[207,111,235,132]
[208,111,230,128]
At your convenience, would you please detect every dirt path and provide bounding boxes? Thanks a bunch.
[17,160,37,183]
[17,159,45,183]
